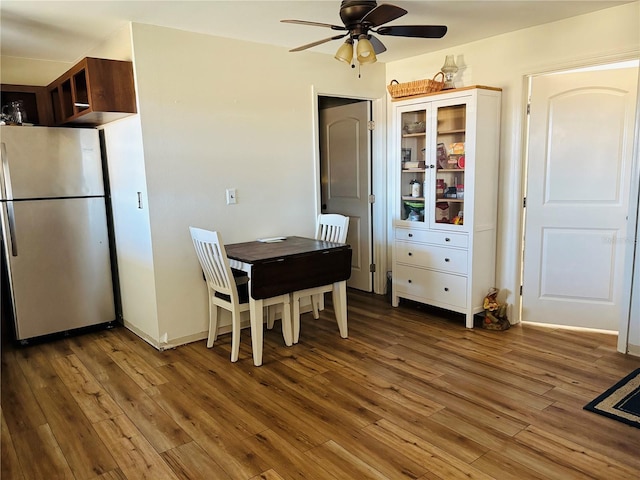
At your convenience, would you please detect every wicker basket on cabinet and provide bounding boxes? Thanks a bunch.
[387,72,445,99]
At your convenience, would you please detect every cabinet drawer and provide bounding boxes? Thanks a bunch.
[395,228,468,248]
[395,242,468,274]
[394,264,467,308]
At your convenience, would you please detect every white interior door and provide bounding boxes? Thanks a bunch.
[523,65,639,330]
[319,101,372,292]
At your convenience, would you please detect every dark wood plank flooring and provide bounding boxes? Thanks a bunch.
[2,290,640,479]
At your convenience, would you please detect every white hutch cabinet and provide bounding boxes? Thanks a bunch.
[391,86,502,327]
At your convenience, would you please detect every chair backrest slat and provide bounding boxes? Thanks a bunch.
[189,227,238,302]
[316,214,349,243]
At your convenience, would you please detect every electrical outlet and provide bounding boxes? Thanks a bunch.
[226,188,237,205]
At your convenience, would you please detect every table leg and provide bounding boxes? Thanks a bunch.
[249,297,264,366]
[332,281,348,338]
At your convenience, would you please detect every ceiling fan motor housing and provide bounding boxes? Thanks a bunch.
[340,0,378,27]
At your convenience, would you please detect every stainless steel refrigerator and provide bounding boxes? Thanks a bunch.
[0,125,116,342]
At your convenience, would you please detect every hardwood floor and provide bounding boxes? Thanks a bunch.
[2,290,640,479]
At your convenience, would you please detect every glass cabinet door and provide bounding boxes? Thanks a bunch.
[398,106,427,223]
[431,99,468,229]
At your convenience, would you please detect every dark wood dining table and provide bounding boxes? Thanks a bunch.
[225,236,352,366]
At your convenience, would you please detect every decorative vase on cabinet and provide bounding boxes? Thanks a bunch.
[391,86,502,328]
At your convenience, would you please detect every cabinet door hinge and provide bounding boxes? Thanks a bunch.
[523,197,527,208]
[520,285,523,296]
[527,103,530,115]
[368,194,376,204]
[367,120,375,131]
[370,263,376,273]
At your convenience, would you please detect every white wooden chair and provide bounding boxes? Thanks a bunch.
[291,214,349,343]
[189,227,291,362]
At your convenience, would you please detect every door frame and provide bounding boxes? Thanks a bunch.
[312,87,387,294]
[517,58,640,353]
[622,68,640,354]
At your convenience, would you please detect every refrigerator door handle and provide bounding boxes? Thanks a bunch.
[0,143,17,255]
[1,142,15,201]
[0,143,8,200]
[5,201,18,256]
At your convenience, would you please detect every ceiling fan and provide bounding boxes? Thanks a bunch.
[281,1,447,66]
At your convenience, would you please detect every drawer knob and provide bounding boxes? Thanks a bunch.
[408,233,413,238]
[408,279,412,283]
[444,258,450,262]
[408,252,413,256]
[445,237,451,242]
[444,287,449,292]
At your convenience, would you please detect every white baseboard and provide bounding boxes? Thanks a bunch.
[122,297,316,351]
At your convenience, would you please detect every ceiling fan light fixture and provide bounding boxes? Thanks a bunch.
[356,35,376,64]
[335,38,354,63]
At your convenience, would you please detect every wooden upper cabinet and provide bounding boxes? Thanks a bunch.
[47,57,137,126]
[1,84,53,126]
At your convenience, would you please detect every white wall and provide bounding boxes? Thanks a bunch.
[385,2,640,324]
[0,57,71,85]
[130,23,387,346]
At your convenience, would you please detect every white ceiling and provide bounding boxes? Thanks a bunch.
[0,1,632,64]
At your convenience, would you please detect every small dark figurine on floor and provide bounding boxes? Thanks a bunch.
[482,287,510,330]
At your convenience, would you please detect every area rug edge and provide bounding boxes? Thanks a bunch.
[583,367,640,429]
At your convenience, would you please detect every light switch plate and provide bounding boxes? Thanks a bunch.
[226,188,237,205]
